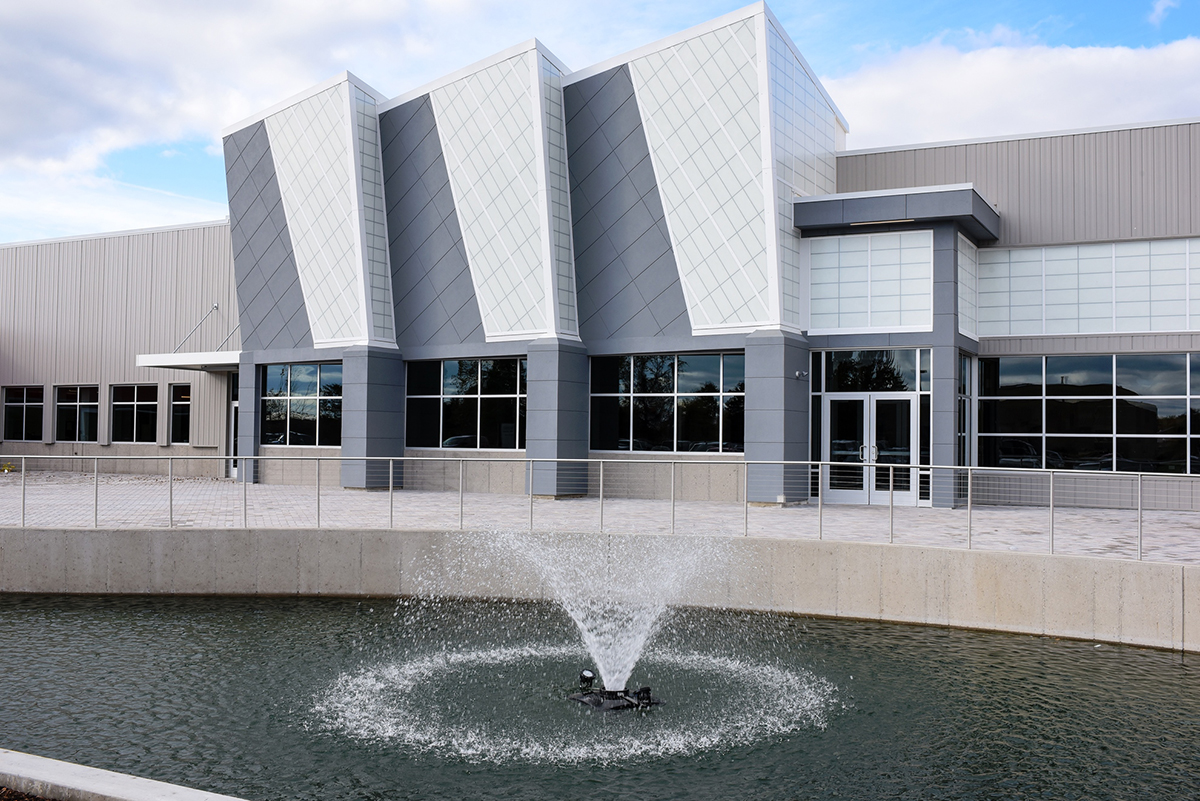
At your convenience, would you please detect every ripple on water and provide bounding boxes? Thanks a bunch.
[310,644,838,765]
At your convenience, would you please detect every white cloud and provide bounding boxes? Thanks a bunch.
[826,38,1200,150]
[1150,0,1181,26]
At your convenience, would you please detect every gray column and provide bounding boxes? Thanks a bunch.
[930,223,961,507]
[744,329,810,504]
[237,353,261,482]
[340,346,405,488]
[525,336,589,497]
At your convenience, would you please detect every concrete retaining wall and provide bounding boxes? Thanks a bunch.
[0,527,1195,653]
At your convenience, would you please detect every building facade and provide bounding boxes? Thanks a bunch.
[5,2,1200,506]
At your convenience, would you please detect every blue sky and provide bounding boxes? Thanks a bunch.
[1,0,1198,243]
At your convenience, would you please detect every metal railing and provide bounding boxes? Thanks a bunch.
[1,455,1197,563]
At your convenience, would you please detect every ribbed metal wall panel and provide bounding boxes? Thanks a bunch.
[0,222,239,455]
[837,122,1200,247]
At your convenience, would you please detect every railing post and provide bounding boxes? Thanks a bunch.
[315,458,321,527]
[168,457,174,528]
[888,464,894,544]
[598,460,604,533]
[1048,470,1055,554]
[528,460,534,531]
[460,459,466,531]
[742,461,749,537]
[389,458,394,530]
[242,458,248,529]
[93,457,99,529]
[20,456,26,527]
[1137,472,1143,561]
[670,461,676,535]
[817,463,823,540]
[966,467,973,549]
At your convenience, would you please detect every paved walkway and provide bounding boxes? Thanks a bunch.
[1,471,1199,564]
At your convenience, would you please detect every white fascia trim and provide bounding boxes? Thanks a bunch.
[136,351,241,370]
[311,336,374,349]
[564,2,764,86]
[378,39,564,113]
[806,325,934,336]
[690,322,773,335]
[486,329,554,343]
[0,218,229,249]
[761,5,849,132]
[838,115,1200,156]
[222,71,384,137]
[798,183,978,202]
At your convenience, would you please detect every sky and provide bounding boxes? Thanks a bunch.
[2,0,1199,244]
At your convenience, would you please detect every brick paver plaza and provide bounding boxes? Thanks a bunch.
[3,469,1199,565]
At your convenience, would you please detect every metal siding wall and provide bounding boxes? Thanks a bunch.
[838,123,1200,247]
[0,222,238,455]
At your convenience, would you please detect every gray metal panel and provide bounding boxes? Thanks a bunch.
[837,122,1200,246]
[979,332,1200,355]
[563,65,691,341]
[224,122,313,351]
[379,95,486,349]
[0,222,239,458]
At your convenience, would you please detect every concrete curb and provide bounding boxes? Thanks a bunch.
[0,748,248,801]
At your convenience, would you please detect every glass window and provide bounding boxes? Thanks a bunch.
[1045,436,1112,471]
[1118,437,1186,474]
[1045,355,1112,396]
[1117,398,1186,435]
[1115,354,1186,397]
[4,387,44,442]
[979,400,1041,434]
[405,359,525,449]
[979,357,1042,397]
[1046,399,1112,435]
[825,350,916,392]
[260,364,341,446]
[588,353,745,452]
[978,436,1043,469]
[170,385,190,444]
[112,384,157,443]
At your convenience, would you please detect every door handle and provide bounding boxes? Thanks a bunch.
[871,445,879,461]
[858,444,867,462]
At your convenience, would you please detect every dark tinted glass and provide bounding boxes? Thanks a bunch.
[24,405,43,441]
[979,400,1041,434]
[1193,354,1200,396]
[78,406,98,442]
[978,357,1042,397]
[57,406,78,441]
[264,365,288,397]
[441,398,477,447]
[405,398,440,447]
[723,354,745,393]
[137,385,158,403]
[589,396,629,450]
[634,355,675,394]
[811,352,822,393]
[443,361,478,396]
[479,397,517,448]
[318,399,341,446]
[260,400,287,445]
[518,398,526,449]
[112,386,135,403]
[58,386,78,403]
[1117,398,1186,435]
[1045,355,1112,396]
[171,385,190,403]
[3,387,21,404]
[26,387,43,404]
[230,372,239,402]
[722,395,744,453]
[111,406,134,442]
[1046,399,1112,434]
[826,350,915,392]
[978,435,1042,468]
[590,356,630,394]
[1117,437,1186,474]
[1045,437,1112,470]
[4,407,23,440]
[171,405,189,443]
[923,350,934,392]
[632,396,673,450]
[288,399,316,445]
[519,359,527,394]
[1115,354,1186,396]
[920,394,930,466]
[1193,438,1200,474]
[320,364,342,397]
[676,395,719,451]
[135,407,156,443]
[407,362,441,396]
[79,386,98,404]
[677,354,720,393]
[290,365,317,397]
[481,359,518,395]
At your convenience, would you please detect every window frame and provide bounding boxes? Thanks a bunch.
[111,384,159,444]
[258,363,342,447]
[3,386,44,442]
[54,385,99,443]
[404,358,527,450]
[170,384,191,444]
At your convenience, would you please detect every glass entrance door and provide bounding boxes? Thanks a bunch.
[822,394,917,505]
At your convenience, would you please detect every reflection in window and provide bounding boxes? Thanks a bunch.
[590,353,745,452]
[259,364,342,446]
[405,359,526,449]
[825,350,916,392]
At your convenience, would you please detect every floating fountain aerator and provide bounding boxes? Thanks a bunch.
[568,669,662,711]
